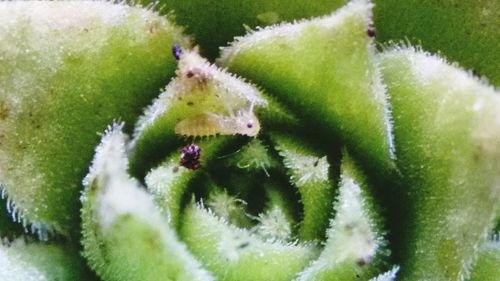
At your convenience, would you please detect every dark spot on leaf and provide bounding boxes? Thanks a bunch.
[367,24,376,37]
[148,20,161,34]
[356,255,373,266]
[172,44,182,60]
[237,242,250,249]
[180,144,202,170]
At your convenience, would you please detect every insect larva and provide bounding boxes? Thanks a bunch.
[175,114,220,136]
[169,49,265,138]
[175,110,261,137]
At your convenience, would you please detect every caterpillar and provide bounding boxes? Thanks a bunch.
[169,46,265,138]
[175,110,261,137]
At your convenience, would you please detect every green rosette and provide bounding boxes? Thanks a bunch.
[81,34,391,280]
[1,0,498,280]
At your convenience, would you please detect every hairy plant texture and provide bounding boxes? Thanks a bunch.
[78,3,394,279]
[374,0,500,86]
[1,0,499,280]
[81,88,391,281]
[219,0,396,174]
[379,47,500,281]
[295,152,388,280]
[81,124,214,281]
[0,197,23,240]
[0,238,91,281]
[0,1,189,238]
[139,0,348,59]
[469,236,500,281]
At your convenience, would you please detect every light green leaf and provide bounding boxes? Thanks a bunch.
[379,46,500,280]
[219,0,396,174]
[469,236,500,281]
[0,238,91,281]
[272,133,336,241]
[374,0,500,86]
[139,0,347,59]
[180,202,319,281]
[145,138,234,229]
[295,151,388,280]
[0,1,188,238]
[81,124,214,281]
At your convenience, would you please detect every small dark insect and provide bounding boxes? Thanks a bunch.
[367,24,376,37]
[356,255,374,266]
[185,67,208,80]
[172,44,182,60]
[356,259,367,266]
[237,242,250,249]
[180,144,202,170]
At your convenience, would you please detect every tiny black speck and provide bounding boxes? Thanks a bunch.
[172,44,182,60]
[367,24,376,37]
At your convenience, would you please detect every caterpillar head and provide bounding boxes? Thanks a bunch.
[234,110,261,137]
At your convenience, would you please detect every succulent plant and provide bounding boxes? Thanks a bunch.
[0,1,499,281]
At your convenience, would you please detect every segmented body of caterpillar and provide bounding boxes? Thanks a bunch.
[175,111,260,137]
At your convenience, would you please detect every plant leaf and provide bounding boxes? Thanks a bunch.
[138,0,347,59]
[219,0,396,174]
[272,133,336,241]
[0,238,92,281]
[469,236,500,281]
[295,151,389,280]
[379,46,500,280]
[0,1,188,238]
[180,202,319,281]
[81,123,214,281]
[374,0,500,86]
